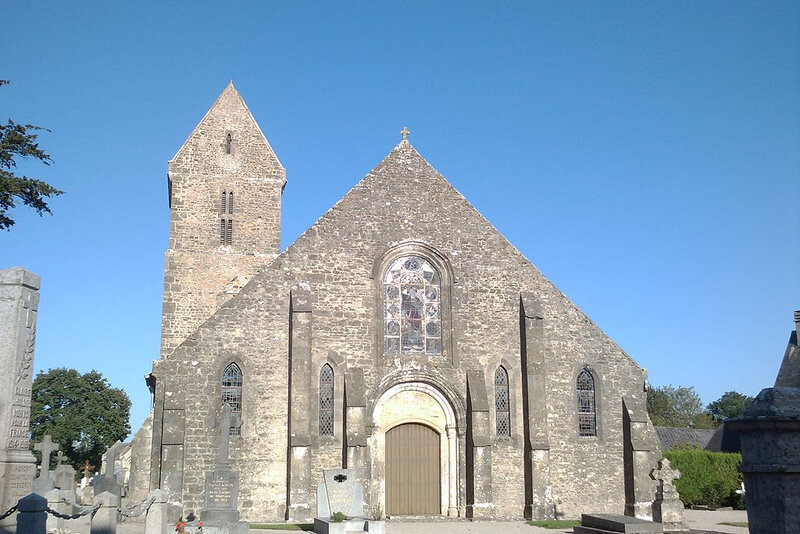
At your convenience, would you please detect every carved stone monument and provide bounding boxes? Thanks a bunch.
[201,403,247,534]
[314,469,374,534]
[93,440,124,496]
[0,268,39,528]
[32,434,59,495]
[728,310,800,534]
[650,458,687,531]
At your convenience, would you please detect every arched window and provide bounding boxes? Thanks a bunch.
[225,133,233,154]
[319,364,334,436]
[228,192,234,214]
[384,256,441,355]
[495,366,510,437]
[222,363,242,436]
[577,369,596,437]
[221,190,227,214]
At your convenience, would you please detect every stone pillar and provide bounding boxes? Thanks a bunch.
[520,294,553,519]
[622,394,660,520]
[725,311,800,534]
[287,285,312,521]
[729,387,800,534]
[144,489,170,534]
[344,369,367,479]
[91,491,119,534]
[0,268,39,530]
[16,493,46,534]
[466,370,494,520]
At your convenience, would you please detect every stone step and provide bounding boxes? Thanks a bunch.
[580,513,663,533]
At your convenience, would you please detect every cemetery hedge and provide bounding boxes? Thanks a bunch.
[663,449,744,509]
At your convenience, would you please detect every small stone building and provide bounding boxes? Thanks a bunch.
[128,83,664,522]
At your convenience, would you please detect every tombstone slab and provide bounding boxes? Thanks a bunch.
[321,469,363,518]
[0,268,40,529]
[573,513,663,534]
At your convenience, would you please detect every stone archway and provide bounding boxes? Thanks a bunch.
[370,382,459,517]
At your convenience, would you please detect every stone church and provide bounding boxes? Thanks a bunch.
[127,82,664,522]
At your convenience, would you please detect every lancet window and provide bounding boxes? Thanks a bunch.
[384,256,441,355]
[577,369,596,437]
[220,190,233,246]
[319,364,334,436]
[222,363,242,436]
[495,366,510,437]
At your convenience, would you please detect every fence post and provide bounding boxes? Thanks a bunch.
[90,491,119,534]
[144,489,169,534]
[16,493,46,534]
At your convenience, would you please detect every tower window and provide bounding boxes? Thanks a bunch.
[221,190,227,214]
[225,133,233,155]
[222,363,242,436]
[228,192,233,214]
[495,366,510,437]
[319,364,334,436]
[577,369,597,437]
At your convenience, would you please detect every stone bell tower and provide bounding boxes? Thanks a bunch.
[160,82,286,357]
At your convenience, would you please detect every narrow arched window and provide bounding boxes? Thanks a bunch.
[221,190,227,214]
[384,257,441,355]
[226,219,233,245]
[222,363,242,436]
[577,369,596,437]
[228,192,234,214]
[319,364,334,436]
[225,133,233,154]
[495,366,510,437]
[220,219,226,245]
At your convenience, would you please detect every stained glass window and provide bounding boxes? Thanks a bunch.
[495,366,510,437]
[384,257,441,355]
[319,364,334,436]
[222,363,242,436]
[577,369,596,437]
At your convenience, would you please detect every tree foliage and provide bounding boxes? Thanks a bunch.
[707,390,754,422]
[646,384,713,428]
[0,79,63,230]
[31,368,130,473]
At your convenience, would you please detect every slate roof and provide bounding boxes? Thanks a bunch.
[655,426,716,451]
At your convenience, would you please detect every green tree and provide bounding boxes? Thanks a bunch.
[1,79,62,230]
[30,368,130,473]
[647,384,712,428]
[707,391,754,422]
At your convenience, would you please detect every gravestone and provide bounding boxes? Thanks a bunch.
[314,469,371,534]
[93,440,124,496]
[200,403,247,534]
[0,268,39,529]
[32,435,59,495]
[54,460,77,502]
[650,458,687,532]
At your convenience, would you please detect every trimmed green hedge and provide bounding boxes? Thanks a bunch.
[663,449,744,509]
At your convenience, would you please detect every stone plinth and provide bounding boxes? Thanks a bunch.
[0,268,40,529]
[573,513,663,534]
[728,386,800,534]
[313,517,370,534]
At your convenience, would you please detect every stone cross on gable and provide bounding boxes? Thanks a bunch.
[211,403,242,467]
[401,126,410,141]
[102,440,124,475]
[34,435,59,477]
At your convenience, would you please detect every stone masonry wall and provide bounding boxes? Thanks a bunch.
[153,140,653,522]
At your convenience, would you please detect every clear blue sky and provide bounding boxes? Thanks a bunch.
[3,2,798,433]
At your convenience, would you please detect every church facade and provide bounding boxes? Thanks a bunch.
[129,83,664,522]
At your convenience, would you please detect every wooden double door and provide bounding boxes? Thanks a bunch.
[385,423,441,515]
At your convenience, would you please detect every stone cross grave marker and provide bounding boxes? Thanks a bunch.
[32,435,59,494]
[651,457,680,499]
[650,457,687,531]
[211,403,241,467]
[93,440,124,495]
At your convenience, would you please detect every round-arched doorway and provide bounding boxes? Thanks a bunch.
[370,382,459,517]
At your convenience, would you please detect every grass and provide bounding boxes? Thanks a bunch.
[250,524,315,531]
[527,519,582,529]
[719,521,749,528]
